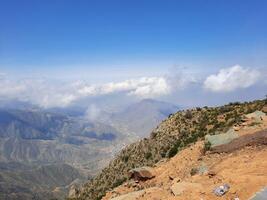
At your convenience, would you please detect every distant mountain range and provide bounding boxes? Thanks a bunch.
[0,162,83,200]
[0,99,179,199]
[0,108,131,199]
[105,99,179,137]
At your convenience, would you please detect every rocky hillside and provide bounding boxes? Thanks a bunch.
[69,99,267,200]
[103,120,267,200]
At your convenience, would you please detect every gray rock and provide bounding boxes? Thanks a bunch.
[213,184,230,196]
[250,187,267,200]
[245,111,266,122]
[205,128,239,148]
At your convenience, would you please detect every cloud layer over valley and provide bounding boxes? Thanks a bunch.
[0,65,266,108]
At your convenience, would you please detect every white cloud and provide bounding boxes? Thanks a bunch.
[0,79,28,97]
[167,67,199,90]
[128,77,170,98]
[0,75,172,108]
[204,65,261,92]
[77,77,171,98]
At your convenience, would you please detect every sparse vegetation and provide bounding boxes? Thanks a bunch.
[168,145,178,158]
[69,99,266,200]
[145,152,152,160]
[122,155,129,163]
[204,141,212,152]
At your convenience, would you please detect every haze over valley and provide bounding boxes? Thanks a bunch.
[0,98,178,199]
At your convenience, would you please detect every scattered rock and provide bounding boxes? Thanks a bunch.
[213,184,230,196]
[128,167,155,181]
[171,177,181,184]
[208,170,216,177]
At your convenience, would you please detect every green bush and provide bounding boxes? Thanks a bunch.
[204,141,211,152]
[184,110,193,119]
[145,152,152,160]
[122,155,129,163]
[167,146,178,158]
[112,177,126,188]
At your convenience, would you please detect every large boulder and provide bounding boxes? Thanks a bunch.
[205,128,239,148]
[212,130,267,153]
[245,110,266,122]
[128,166,154,181]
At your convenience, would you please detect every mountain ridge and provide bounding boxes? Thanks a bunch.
[69,99,266,200]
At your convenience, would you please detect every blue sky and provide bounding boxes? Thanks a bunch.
[1,0,267,78]
[0,0,266,107]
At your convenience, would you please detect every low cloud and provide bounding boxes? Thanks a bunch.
[203,65,261,92]
[167,66,199,90]
[1,65,264,108]
[128,77,170,98]
[0,75,172,108]
[78,77,171,98]
[85,104,102,121]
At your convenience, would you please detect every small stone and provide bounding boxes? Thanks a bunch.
[208,170,216,177]
[172,177,181,184]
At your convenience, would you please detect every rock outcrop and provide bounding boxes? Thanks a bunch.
[205,128,239,148]
[128,167,154,181]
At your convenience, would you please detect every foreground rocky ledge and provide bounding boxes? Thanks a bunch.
[103,112,267,200]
